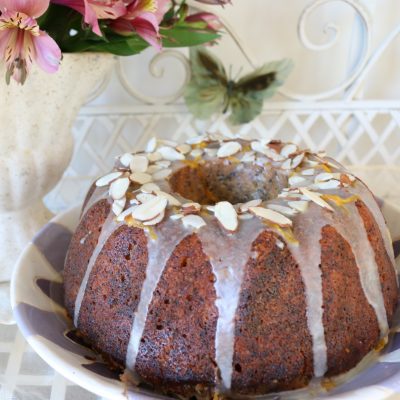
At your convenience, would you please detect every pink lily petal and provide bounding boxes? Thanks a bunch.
[186,12,222,31]
[33,31,62,73]
[154,0,171,23]
[0,0,50,17]
[131,14,161,50]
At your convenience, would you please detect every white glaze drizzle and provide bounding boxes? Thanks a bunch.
[80,186,108,221]
[333,202,389,335]
[197,217,265,391]
[351,182,396,274]
[287,205,328,378]
[74,211,121,326]
[125,217,190,371]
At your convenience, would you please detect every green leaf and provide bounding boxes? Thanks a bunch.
[161,27,220,48]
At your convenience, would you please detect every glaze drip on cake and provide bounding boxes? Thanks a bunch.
[65,134,398,398]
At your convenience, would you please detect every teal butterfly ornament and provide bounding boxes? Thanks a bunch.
[184,47,294,125]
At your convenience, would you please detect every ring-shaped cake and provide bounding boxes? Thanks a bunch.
[64,135,398,399]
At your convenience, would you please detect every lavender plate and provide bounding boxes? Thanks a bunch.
[10,202,400,400]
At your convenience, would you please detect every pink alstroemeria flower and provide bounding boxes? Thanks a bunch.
[52,0,127,36]
[185,12,222,32]
[0,0,62,84]
[111,0,171,51]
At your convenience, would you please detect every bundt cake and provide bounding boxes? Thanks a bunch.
[64,135,398,398]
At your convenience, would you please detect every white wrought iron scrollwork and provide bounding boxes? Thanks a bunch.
[116,50,191,105]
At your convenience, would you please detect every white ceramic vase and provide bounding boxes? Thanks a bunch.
[0,53,116,324]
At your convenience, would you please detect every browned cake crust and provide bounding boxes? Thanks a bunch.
[64,138,399,399]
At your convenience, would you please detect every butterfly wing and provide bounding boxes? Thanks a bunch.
[184,47,228,120]
[228,59,293,124]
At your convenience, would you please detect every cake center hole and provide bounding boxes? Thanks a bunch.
[169,160,286,205]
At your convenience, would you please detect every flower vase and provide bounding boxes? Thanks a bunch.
[0,53,116,324]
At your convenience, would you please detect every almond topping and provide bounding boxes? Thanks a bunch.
[288,200,309,213]
[280,143,298,158]
[176,144,191,155]
[182,215,207,230]
[217,141,242,158]
[132,196,168,221]
[152,168,172,181]
[158,146,185,161]
[215,201,239,232]
[239,199,262,213]
[248,206,292,227]
[240,151,256,163]
[137,193,156,203]
[141,183,160,193]
[120,153,134,168]
[146,137,157,153]
[301,168,315,176]
[182,202,202,214]
[267,204,298,216]
[130,155,149,173]
[96,171,123,187]
[147,152,162,162]
[112,197,126,216]
[109,177,130,200]
[315,172,334,182]
[300,188,334,211]
[143,211,165,226]
[186,135,208,145]
[190,148,204,158]
[155,190,181,206]
[204,148,218,157]
[116,205,138,222]
[314,180,341,190]
[130,172,152,184]
[288,175,307,186]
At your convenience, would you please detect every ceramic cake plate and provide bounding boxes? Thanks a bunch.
[10,201,400,400]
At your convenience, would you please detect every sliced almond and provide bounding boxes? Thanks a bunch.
[190,148,204,158]
[215,201,238,232]
[240,151,256,163]
[267,203,298,216]
[152,168,172,181]
[141,183,161,193]
[143,210,165,226]
[132,196,168,221]
[280,143,298,158]
[238,213,254,220]
[182,215,207,230]
[291,153,305,169]
[109,177,130,200]
[204,148,218,157]
[301,168,315,176]
[156,160,171,169]
[251,141,284,161]
[176,143,191,155]
[276,239,285,249]
[182,202,202,214]
[288,200,309,213]
[146,137,157,153]
[315,172,334,182]
[147,165,163,174]
[147,151,162,162]
[155,190,181,206]
[130,199,140,205]
[239,199,262,213]
[217,141,242,158]
[112,197,126,216]
[170,213,184,220]
[130,172,152,184]
[314,180,341,190]
[206,205,216,213]
[300,188,334,211]
[116,205,138,222]
[96,171,123,187]
[120,153,134,168]
[158,146,185,161]
[186,135,208,145]
[288,175,307,186]
[159,139,178,147]
[248,206,292,227]
[137,193,156,203]
[130,155,149,173]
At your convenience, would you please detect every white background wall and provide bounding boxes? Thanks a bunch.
[93,0,400,105]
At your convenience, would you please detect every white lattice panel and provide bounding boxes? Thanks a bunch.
[46,104,400,212]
